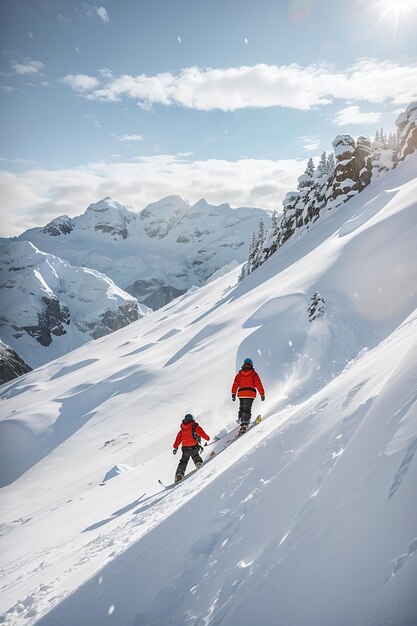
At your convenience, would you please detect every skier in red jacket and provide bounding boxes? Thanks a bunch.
[173,414,210,482]
[231,358,265,434]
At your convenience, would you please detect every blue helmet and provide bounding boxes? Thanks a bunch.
[243,358,253,366]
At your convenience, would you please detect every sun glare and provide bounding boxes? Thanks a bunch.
[375,0,417,31]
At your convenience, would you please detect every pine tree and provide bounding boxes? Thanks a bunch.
[316,151,327,178]
[305,157,315,178]
[238,264,247,282]
[251,218,266,271]
[308,291,326,322]
[247,231,257,274]
[271,210,279,234]
[374,129,380,144]
[326,153,335,175]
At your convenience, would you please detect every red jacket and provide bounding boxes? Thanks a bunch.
[173,422,210,449]
[232,367,264,398]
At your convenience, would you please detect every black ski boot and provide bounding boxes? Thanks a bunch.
[239,421,249,435]
[175,472,184,483]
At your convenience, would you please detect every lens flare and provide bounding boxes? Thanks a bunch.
[289,0,312,23]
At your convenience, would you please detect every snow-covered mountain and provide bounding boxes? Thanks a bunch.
[0,144,416,625]
[0,241,147,369]
[17,196,271,309]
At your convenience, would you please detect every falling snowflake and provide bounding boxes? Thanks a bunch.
[177,35,182,43]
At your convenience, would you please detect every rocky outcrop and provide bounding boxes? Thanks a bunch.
[395,101,417,163]
[20,295,70,347]
[126,278,186,309]
[0,339,32,385]
[77,301,140,339]
[43,216,74,236]
[248,102,417,274]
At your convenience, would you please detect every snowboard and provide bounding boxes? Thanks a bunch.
[158,416,262,489]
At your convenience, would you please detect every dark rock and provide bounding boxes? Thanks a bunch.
[0,340,32,384]
[77,301,139,338]
[22,296,70,346]
[43,216,74,236]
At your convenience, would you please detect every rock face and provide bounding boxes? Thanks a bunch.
[126,279,186,310]
[0,339,32,385]
[395,101,417,163]
[251,102,416,272]
[0,241,144,369]
[17,196,270,308]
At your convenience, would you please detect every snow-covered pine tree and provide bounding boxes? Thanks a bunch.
[308,291,326,322]
[306,157,315,178]
[316,151,327,178]
[251,218,266,271]
[271,210,279,234]
[247,230,257,274]
[297,157,316,193]
[326,152,335,175]
[238,264,247,282]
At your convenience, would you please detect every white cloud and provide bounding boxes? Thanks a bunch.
[62,74,100,92]
[12,58,44,75]
[0,155,305,236]
[298,136,321,152]
[117,134,144,142]
[333,105,382,126]
[61,58,417,111]
[244,37,249,44]
[97,6,109,22]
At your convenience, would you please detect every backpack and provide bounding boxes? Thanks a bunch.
[192,421,201,445]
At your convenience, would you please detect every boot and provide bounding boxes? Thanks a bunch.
[195,461,203,469]
[175,472,184,483]
[239,422,249,435]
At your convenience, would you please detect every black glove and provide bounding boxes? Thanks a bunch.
[261,395,265,401]
[198,445,204,453]
[232,394,236,401]
[173,448,177,455]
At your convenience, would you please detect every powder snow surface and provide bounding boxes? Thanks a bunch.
[0,154,417,626]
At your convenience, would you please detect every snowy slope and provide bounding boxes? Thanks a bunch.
[0,154,416,626]
[17,196,271,308]
[0,241,148,369]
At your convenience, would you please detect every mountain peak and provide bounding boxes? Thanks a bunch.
[140,195,191,239]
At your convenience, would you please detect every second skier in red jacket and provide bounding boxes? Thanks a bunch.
[231,357,265,434]
[173,414,210,482]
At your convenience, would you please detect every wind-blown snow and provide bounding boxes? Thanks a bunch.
[0,155,416,626]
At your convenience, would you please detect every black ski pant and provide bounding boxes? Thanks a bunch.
[238,397,254,425]
[176,445,203,476]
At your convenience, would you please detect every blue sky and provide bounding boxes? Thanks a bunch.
[1,0,417,235]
